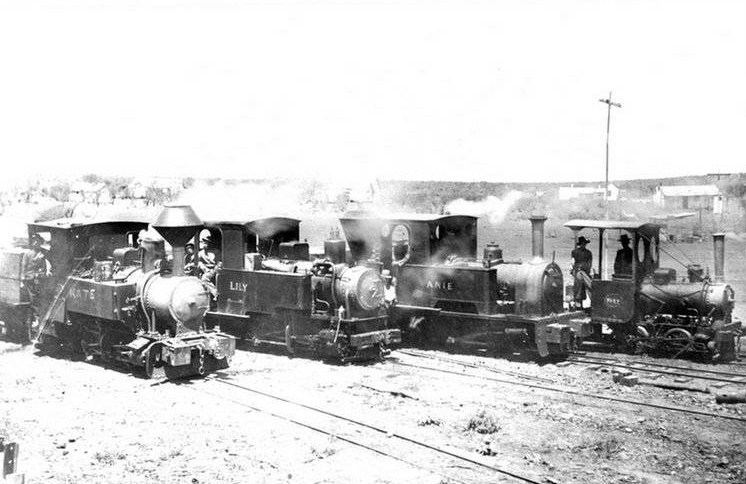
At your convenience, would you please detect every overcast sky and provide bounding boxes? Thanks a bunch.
[1,0,744,185]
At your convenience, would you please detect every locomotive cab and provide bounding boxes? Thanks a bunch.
[564,219,741,360]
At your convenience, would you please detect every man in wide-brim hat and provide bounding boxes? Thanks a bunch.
[570,236,592,309]
[614,233,633,276]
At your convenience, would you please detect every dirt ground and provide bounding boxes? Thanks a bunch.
[2,339,746,484]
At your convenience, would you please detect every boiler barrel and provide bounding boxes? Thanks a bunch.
[141,275,211,332]
[493,261,564,315]
[334,265,385,312]
[640,281,734,316]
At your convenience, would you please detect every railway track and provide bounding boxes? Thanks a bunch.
[189,377,547,484]
[566,354,746,386]
[391,351,746,423]
[395,349,555,383]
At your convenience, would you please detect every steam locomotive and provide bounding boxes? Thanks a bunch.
[202,218,400,361]
[339,213,741,360]
[0,206,235,378]
[339,214,582,357]
[564,220,740,360]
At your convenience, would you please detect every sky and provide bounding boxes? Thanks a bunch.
[0,0,744,185]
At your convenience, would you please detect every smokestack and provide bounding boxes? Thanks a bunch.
[152,205,203,277]
[529,214,547,260]
[713,233,725,281]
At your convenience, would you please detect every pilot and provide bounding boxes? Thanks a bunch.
[570,236,592,309]
[613,234,633,277]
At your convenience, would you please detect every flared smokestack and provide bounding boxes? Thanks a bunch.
[713,233,725,281]
[152,205,203,277]
[529,215,547,259]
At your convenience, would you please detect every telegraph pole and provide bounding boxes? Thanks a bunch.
[599,92,622,201]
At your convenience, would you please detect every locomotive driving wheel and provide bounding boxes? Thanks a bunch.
[407,316,429,345]
[143,343,165,379]
[662,328,694,356]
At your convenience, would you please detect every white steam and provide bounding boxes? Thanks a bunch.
[445,190,524,224]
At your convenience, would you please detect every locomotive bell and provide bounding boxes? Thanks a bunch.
[152,204,203,276]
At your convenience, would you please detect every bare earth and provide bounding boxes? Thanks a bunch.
[2,340,745,484]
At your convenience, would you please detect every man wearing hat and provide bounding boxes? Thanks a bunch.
[614,233,633,276]
[571,236,592,309]
[184,242,196,276]
[21,233,51,336]
[197,229,220,283]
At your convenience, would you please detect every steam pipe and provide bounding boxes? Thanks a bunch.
[713,233,725,281]
[528,215,547,259]
[172,246,186,277]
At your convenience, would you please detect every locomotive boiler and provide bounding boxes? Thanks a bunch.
[203,218,400,361]
[27,206,235,379]
[564,220,741,360]
[339,213,582,357]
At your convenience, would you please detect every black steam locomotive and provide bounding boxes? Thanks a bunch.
[339,213,582,357]
[0,206,235,378]
[564,220,740,360]
[202,217,400,361]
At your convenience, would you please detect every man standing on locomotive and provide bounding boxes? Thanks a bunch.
[570,236,592,309]
[613,233,633,277]
[197,230,220,284]
[184,242,196,276]
[21,233,51,336]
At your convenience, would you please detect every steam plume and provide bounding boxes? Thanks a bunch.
[445,190,523,224]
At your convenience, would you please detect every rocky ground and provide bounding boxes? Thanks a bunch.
[2,340,746,484]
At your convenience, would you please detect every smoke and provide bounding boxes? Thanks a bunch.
[445,190,524,224]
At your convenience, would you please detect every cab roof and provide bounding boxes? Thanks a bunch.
[203,217,301,239]
[340,213,477,224]
[564,219,661,238]
[28,217,150,232]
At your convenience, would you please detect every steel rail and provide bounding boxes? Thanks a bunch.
[187,384,473,484]
[391,361,746,423]
[570,352,746,378]
[212,379,546,484]
[396,349,555,383]
[567,356,746,385]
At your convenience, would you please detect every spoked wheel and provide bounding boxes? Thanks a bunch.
[662,328,694,356]
[407,316,428,346]
[144,343,165,379]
